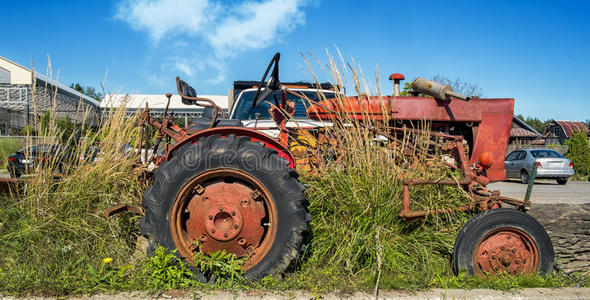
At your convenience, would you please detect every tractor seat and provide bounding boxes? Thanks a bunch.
[188,107,242,132]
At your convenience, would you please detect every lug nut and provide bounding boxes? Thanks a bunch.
[224,233,228,238]
[491,255,497,260]
[219,207,223,211]
[234,224,238,229]
[208,215,213,220]
[512,249,517,253]
[501,246,505,250]
[211,229,215,233]
[232,211,236,216]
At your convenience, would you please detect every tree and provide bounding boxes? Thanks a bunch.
[430,75,483,97]
[515,114,550,134]
[565,131,590,177]
[69,83,103,101]
[399,75,483,97]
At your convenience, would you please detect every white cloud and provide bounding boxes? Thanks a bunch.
[115,0,218,42]
[207,0,305,56]
[115,0,308,84]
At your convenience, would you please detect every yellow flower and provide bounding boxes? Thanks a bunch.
[102,257,113,264]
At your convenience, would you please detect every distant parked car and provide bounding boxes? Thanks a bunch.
[504,149,574,185]
[7,144,71,178]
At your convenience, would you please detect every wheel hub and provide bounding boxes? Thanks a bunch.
[475,229,539,275]
[185,178,266,257]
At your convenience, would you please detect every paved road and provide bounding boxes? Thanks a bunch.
[488,180,590,204]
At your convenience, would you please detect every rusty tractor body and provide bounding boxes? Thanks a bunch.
[133,52,554,278]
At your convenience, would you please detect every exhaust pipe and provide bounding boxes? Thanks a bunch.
[389,73,405,96]
[411,77,471,101]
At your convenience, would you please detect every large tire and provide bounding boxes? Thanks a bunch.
[141,134,309,281]
[453,208,553,276]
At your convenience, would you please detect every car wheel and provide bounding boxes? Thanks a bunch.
[556,178,568,185]
[520,170,529,184]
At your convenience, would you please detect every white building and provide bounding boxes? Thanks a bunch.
[101,93,229,127]
[0,56,100,134]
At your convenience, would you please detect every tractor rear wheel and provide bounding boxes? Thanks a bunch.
[141,134,309,281]
[453,208,553,276]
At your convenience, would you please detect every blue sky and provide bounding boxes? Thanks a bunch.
[2,0,589,120]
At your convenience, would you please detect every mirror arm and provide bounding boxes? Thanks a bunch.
[176,76,226,118]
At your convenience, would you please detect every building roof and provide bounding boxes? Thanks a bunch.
[510,127,539,138]
[512,117,542,136]
[35,73,100,107]
[552,120,589,138]
[101,94,229,110]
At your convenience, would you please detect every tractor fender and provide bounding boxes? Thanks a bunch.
[165,126,296,168]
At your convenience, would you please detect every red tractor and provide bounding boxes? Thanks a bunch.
[137,52,553,279]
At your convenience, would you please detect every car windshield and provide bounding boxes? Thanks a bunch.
[530,150,564,158]
[231,90,336,120]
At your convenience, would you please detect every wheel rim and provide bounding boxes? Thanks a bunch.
[521,172,528,183]
[473,227,540,275]
[169,169,277,271]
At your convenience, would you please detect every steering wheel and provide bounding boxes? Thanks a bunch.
[252,52,281,108]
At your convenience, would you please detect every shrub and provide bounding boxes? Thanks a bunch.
[565,131,590,177]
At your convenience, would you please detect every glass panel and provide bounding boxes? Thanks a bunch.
[232,90,336,120]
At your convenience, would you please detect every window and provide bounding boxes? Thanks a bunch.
[506,150,527,160]
[506,151,520,161]
[551,125,561,137]
[231,90,336,120]
[530,150,563,158]
[0,67,10,84]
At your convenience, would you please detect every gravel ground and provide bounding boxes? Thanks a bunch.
[2,288,590,299]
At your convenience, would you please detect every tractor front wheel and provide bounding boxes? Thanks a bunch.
[141,134,309,281]
[453,208,554,276]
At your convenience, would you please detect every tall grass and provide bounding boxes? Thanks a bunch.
[0,79,144,294]
[0,138,24,169]
[280,51,477,291]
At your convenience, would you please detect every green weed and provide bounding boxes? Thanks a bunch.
[194,249,245,287]
[143,246,197,290]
